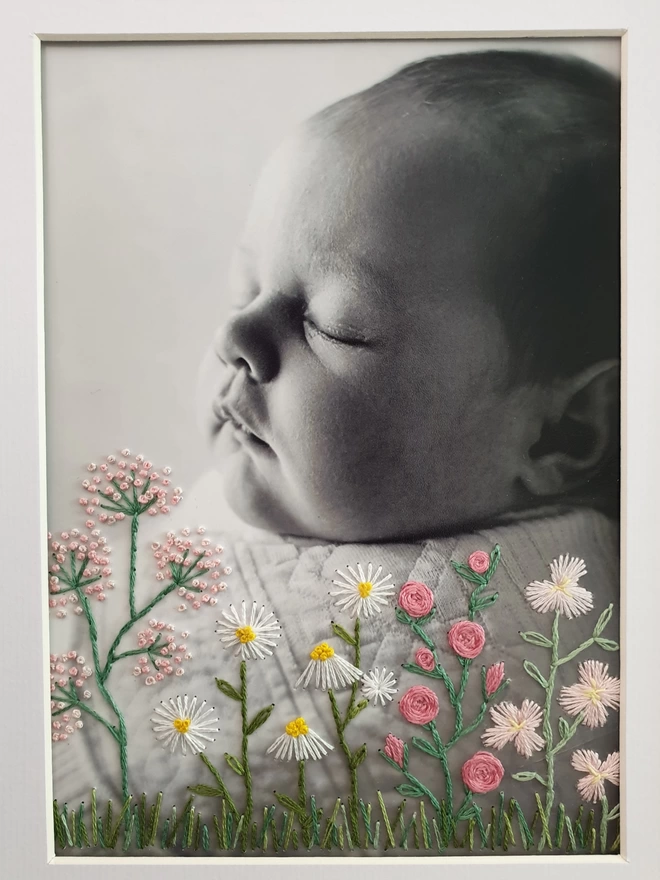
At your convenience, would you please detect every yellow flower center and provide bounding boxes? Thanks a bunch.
[235,625,256,643]
[285,717,309,738]
[310,642,335,661]
[552,577,571,594]
[585,680,603,703]
[173,717,191,734]
[357,581,373,597]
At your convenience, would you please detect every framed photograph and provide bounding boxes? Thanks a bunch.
[2,1,659,877]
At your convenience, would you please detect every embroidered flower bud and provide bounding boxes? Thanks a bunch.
[384,734,405,767]
[485,662,505,697]
[468,550,491,574]
[461,751,504,793]
[415,647,436,672]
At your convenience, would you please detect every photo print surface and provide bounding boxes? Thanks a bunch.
[42,36,621,857]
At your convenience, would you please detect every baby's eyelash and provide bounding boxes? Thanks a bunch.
[302,315,368,347]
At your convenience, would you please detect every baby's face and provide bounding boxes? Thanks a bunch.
[199,104,533,541]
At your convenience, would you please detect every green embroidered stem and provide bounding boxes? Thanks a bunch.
[128,513,139,619]
[430,723,453,812]
[52,692,120,741]
[240,660,252,850]
[542,611,561,820]
[556,638,595,666]
[298,760,311,849]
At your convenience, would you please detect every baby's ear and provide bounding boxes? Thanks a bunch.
[521,360,620,497]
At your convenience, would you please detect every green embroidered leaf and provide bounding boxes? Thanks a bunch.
[450,561,486,586]
[593,604,614,637]
[351,744,367,769]
[246,704,274,735]
[486,544,501,579]
[187,785,224,798]
[520,631,553,648]
[455,802,477,822]
[396,782,424,799]
[347,700,368,721]
[511,771,547,786]
[395,607,413,626]
[414,609,437,626]
[558,717,570,740]
[215,678,241,701]
[607,803,620,821]
[224,754,245,776]
[523,660,548,689]
[594,637,619,652]
[411,736,439,758]
[474,592,499,610]
[331,622,356,646]
[275,794,307,818]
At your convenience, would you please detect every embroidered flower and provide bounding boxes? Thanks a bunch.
[397,581,434,618]
[48,528,113,607]
[216,601,281,661]
[415,647,436,672]
[361,667,398,706]
[295,642,363,690]
[399,685,439,725]
[485,662,505,697]
[151,694,219,755]
[468,550,490,574]
[481,700,545,757]
[383,734,405,767]
[461,751,505,794]
[330,563,395,618]
[152,528,228,610]
[266,717,333,761]
[558,660,621,728]
[571,750,620,803]
[525,555,592,619]
[447,620,486,659]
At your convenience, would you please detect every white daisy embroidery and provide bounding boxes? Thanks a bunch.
[361,667,398,706]
[267,717,333,761]
[571,749,620,803]
[151,694,219,755]
[481,699,545,757]
[330,563,395,618]
[294,642,363,690]
[558,660,621,728]
[525,555,593,619]
[216,601,281,660]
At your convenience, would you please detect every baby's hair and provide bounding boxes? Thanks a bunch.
[321,50,621,384]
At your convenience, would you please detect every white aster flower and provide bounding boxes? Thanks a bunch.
[294,642,363,690]
[151,694,219,755]
[558,660,621,728]
[481,699,545,757]
[525,555,592,619]
[216,601,281,660]
[267,716,333,761]
[361,667,398,706]
[571,749,620,803]
[330,563,395,618]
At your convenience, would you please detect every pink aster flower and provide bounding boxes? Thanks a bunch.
[481,699,545,757]
[558,660,621,728]
[397,581,434,618]
[461,751,504,794]
[447,620,486,659]
[525,555,592,619]
[468,550,490,574]
[415,647,436,672]
[384,734,405,767]
[399,685,439,725]
[485,662,505,697]
[571,750,620,803]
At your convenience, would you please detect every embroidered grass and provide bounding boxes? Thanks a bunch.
[52,789,620,855]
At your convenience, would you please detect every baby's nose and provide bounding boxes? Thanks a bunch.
[214,306,279,384]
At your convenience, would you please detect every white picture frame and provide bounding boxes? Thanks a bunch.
[1,0,658,877]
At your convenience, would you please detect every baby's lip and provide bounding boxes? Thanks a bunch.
[212,397,270,448]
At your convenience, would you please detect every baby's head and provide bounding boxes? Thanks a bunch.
[199,50,620,542]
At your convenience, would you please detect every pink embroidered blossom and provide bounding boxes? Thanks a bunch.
[481,700,545,756]
[399,685,439,725]
[151,528,228,609]
[525,555,592,619]
[468,550,490,574]
[415,647,436,672]
[461,751,504,794]
[384,734,405,767]
[571,750,620,803]
[485,662,505,697]
[397,581,434,618]
[47,527,113,614]
[558,660,621,728]
[447,620,486,659]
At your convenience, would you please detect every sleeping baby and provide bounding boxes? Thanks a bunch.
[55,49,621,852]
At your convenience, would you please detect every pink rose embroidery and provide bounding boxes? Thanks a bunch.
[384,734,405,767]
[399,685,439,725]
[461,751,504,793]
[398,581,434,618]
[415,647,436,672]
[448,620,486,659]
[468,550,490,574]
[485,662,505,696]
